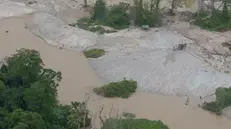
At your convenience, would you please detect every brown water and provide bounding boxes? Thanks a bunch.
[0,16,230,129]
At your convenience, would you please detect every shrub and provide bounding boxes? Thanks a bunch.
[104,4,130,29]
[133,0,161,27]
[72,0,163,31]
[93,79,137,98]
[83,48,105,58]
[202,87,231,115]
[193,11,231,31]
[92,0,107,21]
[202,102,220,114]
[102,118,170,129]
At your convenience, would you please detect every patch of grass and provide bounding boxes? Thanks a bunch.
[76,17,102,32]
[83,48,105,58]
[70,17,117,34]
[93,78,137,98]
[88,26,105,33]
[102,118,170,129]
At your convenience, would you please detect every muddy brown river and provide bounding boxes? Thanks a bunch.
[0,17,230,129]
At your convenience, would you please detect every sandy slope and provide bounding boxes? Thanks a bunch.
[0,16,231,129]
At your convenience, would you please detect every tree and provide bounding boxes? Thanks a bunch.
[4,109,47,129]
[0,48,63,129]
[92,0,107,21]
[52,105,72,128]
[67,101,91,129]
[0,48,94,129]
[133,0,161,27]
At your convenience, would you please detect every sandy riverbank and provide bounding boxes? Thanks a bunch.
[0,16,231,129]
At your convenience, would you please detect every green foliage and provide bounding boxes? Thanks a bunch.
[76,17,104,33]
[194,9,231,31]
[102,118,170,129]
[67,102,91,129]
[133,0,161,27]
[83,48,105,58]
[0,48,91,129]
[92,0,107,21]
[222,1,229,20]
[52,105,71,128]
[93,79,137,98]
[202,101,219,114]
[71,0,161,31]
[70,17,117,34]
[104,4,130,29]
[4,109,47,129]
[202,87,231,114]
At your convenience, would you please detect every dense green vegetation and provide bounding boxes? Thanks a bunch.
[0,49,90,129]
[93,79,137,98]
[83,48,105,58]
[87,0,131,29]
[70,0,161,32]
[193,1,231,31]
[133,0,161,27]
[202,87,231,115]
[0,48,170,129]
[103,4,131,29]
[193,11,231,31]
[102,118,170,129]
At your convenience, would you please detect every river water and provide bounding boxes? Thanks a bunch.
[0,17,230,129]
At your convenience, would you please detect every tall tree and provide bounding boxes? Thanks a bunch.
[0,48,62,128]
[4,109,47,129]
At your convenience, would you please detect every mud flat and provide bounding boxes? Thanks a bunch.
[0,16,231,129]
